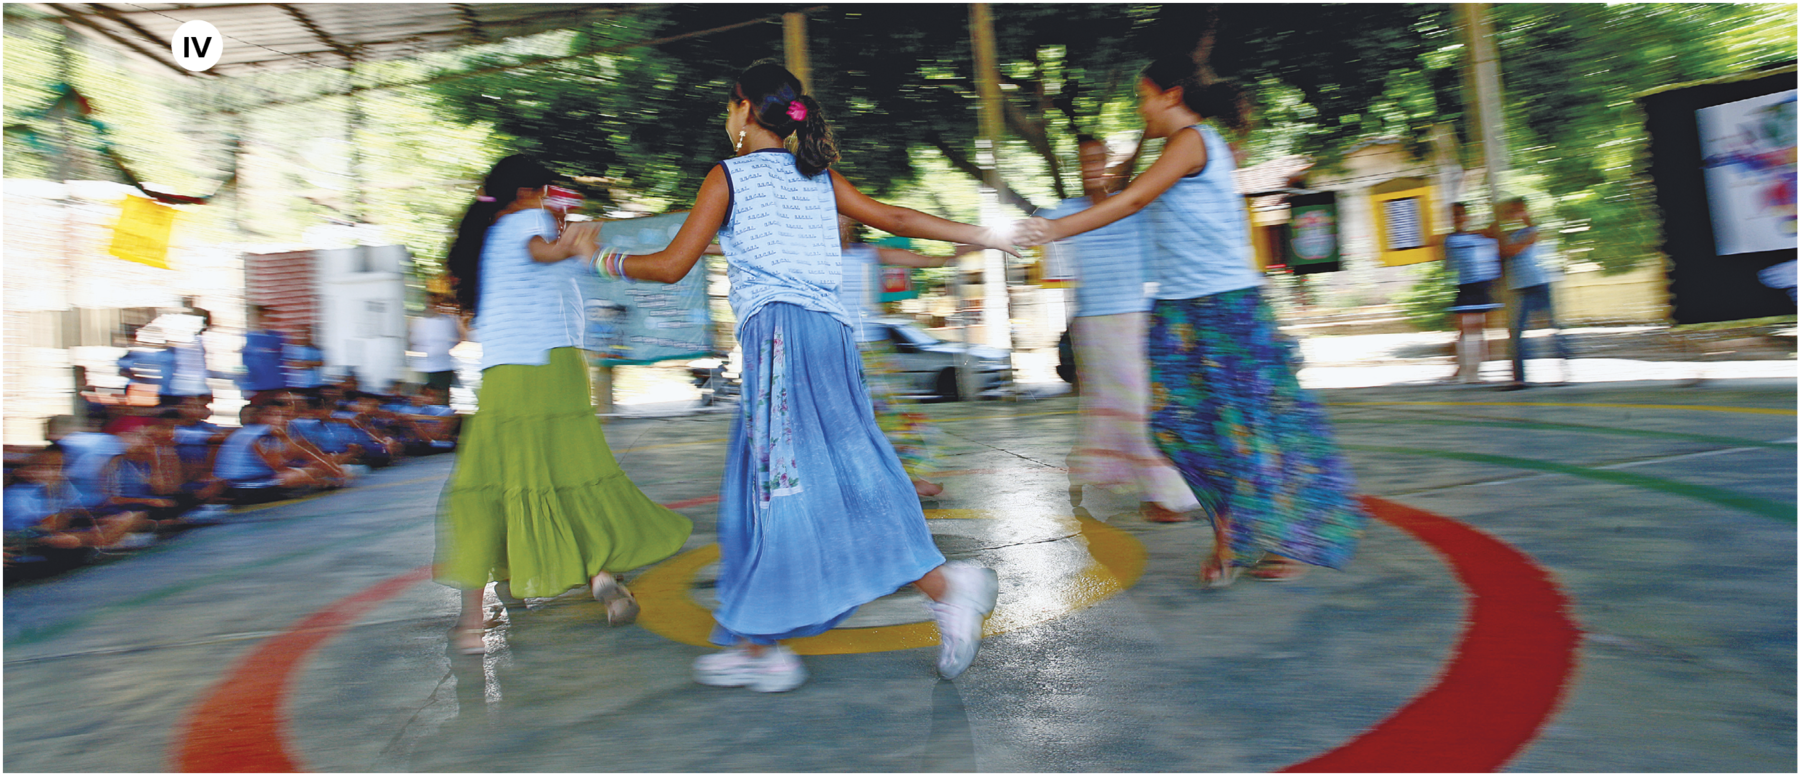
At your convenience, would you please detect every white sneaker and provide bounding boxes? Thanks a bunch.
[932,561,1000,679]
[694,645,808,693]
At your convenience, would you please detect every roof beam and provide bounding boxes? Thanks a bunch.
[233,6,828,111]
[452,3,489,44]
[81,2,217,72]
[277,3,356,63]
[41,3,196,78]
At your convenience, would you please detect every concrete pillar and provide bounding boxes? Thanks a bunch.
[1460,3,1509,208]
[968,3,1010,397]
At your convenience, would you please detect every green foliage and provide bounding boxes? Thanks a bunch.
[1397,258,1458,332]
[1494,3,1797,275]
[9,2,1796,289]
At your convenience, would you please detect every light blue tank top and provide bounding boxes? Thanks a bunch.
[1044,197,1152,318]
[1445,232,1501,284]
[717,150,851,336]
[214,425,276,482]
[1147,124,1263,300]
[474,209,584,370]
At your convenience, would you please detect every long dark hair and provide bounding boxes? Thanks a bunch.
[1141,54,1251,135]
[732,62,838,178]
[445,154,556,315]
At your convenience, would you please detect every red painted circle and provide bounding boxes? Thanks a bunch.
[170,495,1579,772]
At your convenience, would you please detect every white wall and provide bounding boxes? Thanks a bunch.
[313,244,409,391]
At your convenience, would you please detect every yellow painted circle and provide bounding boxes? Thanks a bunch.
[631,508,1148,656]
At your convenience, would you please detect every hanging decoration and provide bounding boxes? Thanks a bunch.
[8,82,236,205]
[108,194,180,269]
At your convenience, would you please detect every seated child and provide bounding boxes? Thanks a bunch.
[5,445,154,559]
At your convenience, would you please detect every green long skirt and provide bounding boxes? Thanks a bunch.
[435,347,693,598]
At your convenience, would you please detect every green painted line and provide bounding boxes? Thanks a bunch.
[1336,415,1796,450]
[1344,444,1796,522]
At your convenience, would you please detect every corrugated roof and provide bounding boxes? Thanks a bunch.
[33,3,633,77]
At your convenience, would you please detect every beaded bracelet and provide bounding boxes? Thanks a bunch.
[595,248,631,281]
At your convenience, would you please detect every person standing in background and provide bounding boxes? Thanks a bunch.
[412,293,467,395]
[161,309,215,405]
[283,324,326,400]
[1043,134,1201,523]
[1495,196,1572,390]
[241,306,287,404]
[1442,203,1504,384]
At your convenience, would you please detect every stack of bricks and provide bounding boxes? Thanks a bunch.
[244,250,317,338]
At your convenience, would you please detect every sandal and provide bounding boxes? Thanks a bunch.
[590,572,640,627]
[1200,555,1240,588]
[1199,512,1237,589]
[1247,555,1311,582]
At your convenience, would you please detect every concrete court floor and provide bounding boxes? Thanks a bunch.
[3,378,1794,772]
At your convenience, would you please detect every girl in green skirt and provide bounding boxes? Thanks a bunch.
[438,155,693,655]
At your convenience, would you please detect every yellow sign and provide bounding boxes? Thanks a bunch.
[1370,182,1437,267]
[108,195,178,269]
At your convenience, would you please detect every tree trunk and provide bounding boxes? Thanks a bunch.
[924,128,1041,214]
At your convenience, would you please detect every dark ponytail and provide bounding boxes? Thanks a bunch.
[444,154,555,315]
[1141,54,1252,135]
[733,62,839,178]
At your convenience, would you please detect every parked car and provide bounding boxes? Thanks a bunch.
[687,355,741,406]
[865,317,1012,400]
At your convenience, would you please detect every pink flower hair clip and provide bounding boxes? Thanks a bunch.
[786,101,808,122]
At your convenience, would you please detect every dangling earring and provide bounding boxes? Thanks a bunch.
[734,127,748,155]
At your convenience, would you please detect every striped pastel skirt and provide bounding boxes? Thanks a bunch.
[1067,311,1200,512]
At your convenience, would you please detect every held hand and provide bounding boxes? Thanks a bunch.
[1013,217,1055,248]
[973,225,1024,259]
[560,221,601,260]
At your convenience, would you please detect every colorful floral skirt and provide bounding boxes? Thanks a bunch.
[712,303,946,646]
[1147,288,1366,569]
[1068,311,1200,511]
[858,338,938,480]
[435,347,693,598]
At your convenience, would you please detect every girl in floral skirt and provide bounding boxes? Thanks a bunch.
[1018,55,1367,586]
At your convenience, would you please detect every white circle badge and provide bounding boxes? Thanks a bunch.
[171,20,222,72]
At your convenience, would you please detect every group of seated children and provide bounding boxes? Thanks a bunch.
[5,379,460,567]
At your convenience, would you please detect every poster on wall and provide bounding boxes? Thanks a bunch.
[878,265,918,302]
[576,212,712,365]
[1697,90,1797,256]
[1641,67,1797,324]
[1286,191,1342,274]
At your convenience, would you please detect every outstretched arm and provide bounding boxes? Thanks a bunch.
[1017,127,1208,246]
[611,166,732,284]
[528,213,598,264]
[832,171,1018,256]
[873,243,983,269]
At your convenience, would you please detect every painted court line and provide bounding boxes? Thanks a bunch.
[1345,444,1795,521]
[1283,496,1580,772]
[169,497,1579,772]
[1330,400,1795,416]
